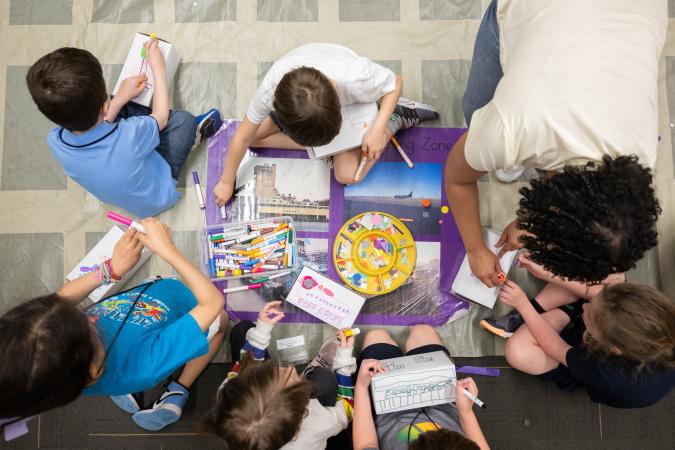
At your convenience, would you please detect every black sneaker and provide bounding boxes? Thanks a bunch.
[195,108,222,144]
[480,310,524,338]
[391,98,440,130]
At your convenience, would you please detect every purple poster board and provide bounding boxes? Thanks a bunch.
[205,121,470,326]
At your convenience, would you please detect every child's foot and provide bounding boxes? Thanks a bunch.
[301,337,339,378]
[195,108,222,144]
[131,381,188,431]
[110,393,143,414]
[387,98,439,135]
[480,310,524,338]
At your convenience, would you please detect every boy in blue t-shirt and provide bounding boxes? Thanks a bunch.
[0,218,227,431]
[26,43,222,218]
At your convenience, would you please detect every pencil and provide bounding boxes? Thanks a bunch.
[353,153,368,181]
[390,136,413,169]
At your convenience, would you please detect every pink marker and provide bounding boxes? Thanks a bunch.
[106,211,146,233]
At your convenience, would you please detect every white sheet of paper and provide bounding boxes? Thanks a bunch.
[112,33,181,107]
[451,229,517,308]
[371,351,457,414]
[309,102,378,159]
[66,225,151,302]
[285,267,365,329]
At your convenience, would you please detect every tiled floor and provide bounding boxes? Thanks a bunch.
[0,1,673,448]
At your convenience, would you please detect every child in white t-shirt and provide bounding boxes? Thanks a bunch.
[213,43,438,205]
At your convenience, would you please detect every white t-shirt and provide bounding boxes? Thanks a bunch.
[281,399,349,450]
[464,0,666,171]
[247,43,397,125]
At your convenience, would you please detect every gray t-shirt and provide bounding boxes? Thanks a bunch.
[364,404,465,450]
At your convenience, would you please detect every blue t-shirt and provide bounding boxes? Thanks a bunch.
[83,278,208,396]
[47,117,181,218]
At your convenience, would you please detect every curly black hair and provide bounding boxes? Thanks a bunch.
[516,155,661,284]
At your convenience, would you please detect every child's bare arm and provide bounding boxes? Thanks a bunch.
[137,219,224,331]
[500,281,572,364]
[105,75,148,123]
[456,378,490,450]
[57,229,143,303]
[353,360,384,450]
[145,39,169,130]
[213,117,260,206]
[362,75,403,161]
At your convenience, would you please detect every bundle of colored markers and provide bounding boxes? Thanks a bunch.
[205,218,296,279]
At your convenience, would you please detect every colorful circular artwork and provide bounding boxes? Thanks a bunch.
[334,212,416,295]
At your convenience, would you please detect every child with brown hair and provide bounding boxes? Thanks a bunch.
[213,42,439,204]
[200,301,357,449]
[496,266,675,408]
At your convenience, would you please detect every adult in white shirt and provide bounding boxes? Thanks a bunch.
[445,0,665,287]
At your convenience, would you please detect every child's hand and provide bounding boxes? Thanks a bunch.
[259,301,285,325]
[455,377,479,415]
[499,280,529,309]
[214,179,234,207]
[467,246,504,287]
[110,229,143,276]
[362,126,388,161]
[496,220,532,257]
[144,38,165,73]
[337,329,355,349]
[117,75,147,101]
[356,359,385,390]
[136,218,177,259]
[517,253,554,281]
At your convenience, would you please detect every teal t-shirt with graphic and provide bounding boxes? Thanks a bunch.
[83,278,209,396]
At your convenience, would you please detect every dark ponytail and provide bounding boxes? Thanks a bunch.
[0,294,98,418]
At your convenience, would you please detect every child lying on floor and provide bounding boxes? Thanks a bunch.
[200,301,356,450]
[0,219,227,430]
[213,42,439,206]
[490,256,675,408]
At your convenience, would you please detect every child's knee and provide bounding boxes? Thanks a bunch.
[363,328,394,347]
[334,166,357,185]
[504,336,532,371]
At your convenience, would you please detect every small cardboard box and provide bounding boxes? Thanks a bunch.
[112,32,181,107]
[66,226,151,303]
[371,350,457,414]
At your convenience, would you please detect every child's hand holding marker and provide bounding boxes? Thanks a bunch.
[136,218,178,260]
[356,359,386,390]
[337,329,356,348]
[144,37,164,73]
[110,229,143,276]
[498,280,529,309]
[118,75,148,100]
[258,300,285,325]
[455,377,485,412]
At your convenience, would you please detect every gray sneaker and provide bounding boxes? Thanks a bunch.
[480,310,524,338]
[301,337,339,377]
[392,98,440,130]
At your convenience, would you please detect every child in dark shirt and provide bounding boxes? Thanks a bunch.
[496,262,674,408]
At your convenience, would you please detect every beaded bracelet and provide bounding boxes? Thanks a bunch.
[97,259,122,285]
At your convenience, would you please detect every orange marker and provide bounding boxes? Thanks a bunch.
[497,272,507,284]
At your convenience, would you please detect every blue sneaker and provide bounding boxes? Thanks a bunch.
[110,393,142,414]
[131,381,188,431]
[195,108,222,143]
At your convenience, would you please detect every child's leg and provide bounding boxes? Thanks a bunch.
[155,110,198,180]
[250,116,305,149]
[504,309,570,375]
[131,311,228,431]
[333,147,376,185]
[359,329,403,366]
[176,311,229,388]
[533,282,579,311]
[404,324,444,353]
[305,367,338,407]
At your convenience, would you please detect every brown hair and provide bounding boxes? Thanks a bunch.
[199,359,313,450]
[586,283,675,372]
[26,48,108,131]
[273,67,342,147]
[409,429,480,450]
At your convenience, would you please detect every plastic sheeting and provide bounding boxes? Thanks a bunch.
[0,0,670,361]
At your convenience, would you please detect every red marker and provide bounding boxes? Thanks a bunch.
[497,272,507,284]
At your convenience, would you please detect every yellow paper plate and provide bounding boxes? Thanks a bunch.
[334,212,416,295]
